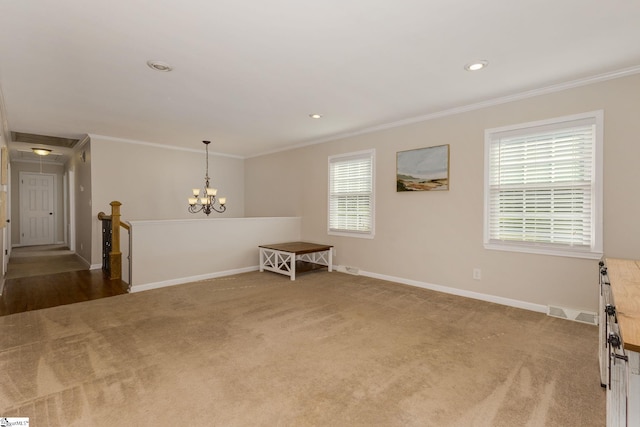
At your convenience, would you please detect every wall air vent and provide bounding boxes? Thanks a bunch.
[547,305,597,325]
[338,265,360,275]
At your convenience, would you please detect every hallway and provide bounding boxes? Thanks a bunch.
[5,244,86,279]
[0,245,128,316]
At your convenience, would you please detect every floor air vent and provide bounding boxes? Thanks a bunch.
[547,305,597,325]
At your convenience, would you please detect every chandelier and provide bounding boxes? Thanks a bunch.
[188,140,227,215]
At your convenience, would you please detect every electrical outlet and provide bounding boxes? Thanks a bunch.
[473,268,482,280]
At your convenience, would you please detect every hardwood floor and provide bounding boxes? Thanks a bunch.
[0,270,129,316]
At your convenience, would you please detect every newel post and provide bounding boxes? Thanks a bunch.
[109,201,122,280]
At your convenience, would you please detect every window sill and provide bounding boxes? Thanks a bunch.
[484,241,603,260]
[328,230,375,239]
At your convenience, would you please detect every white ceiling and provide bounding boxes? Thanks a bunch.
[1,0,640,159]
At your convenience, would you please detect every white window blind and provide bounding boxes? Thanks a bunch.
[484,112,603,258]
[328,150,375,237]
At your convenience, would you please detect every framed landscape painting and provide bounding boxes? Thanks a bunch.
[397,144,449,191]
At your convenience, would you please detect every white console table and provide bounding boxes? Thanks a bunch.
[259,242,333,281]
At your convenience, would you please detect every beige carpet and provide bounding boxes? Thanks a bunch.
[6,245,87,279]
[0,271,604,426]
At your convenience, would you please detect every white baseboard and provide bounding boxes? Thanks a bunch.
[130,263,546,314]
[130,266,260,293]
[74,253,102,271]
[12,242,67,248]
[75,254,92,269]
[337,265,547,314]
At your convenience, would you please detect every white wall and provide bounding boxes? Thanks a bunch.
[90,135,245,266]
[129,217,301,291]
[70,140,93,265]
[245,73,640,313]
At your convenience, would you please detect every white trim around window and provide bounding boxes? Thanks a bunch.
[483,110,603,259]
[328,149,375,239]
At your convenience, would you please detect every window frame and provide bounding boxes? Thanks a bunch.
[327,149,376,239]
[483,110,603,259]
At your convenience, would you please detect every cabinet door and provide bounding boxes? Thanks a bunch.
[628,352,640,427]
[599,265,611,386]
[607,324,627,427]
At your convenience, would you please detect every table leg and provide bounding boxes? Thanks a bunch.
[259,248,264,272]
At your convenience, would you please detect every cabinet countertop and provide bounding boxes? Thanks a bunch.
[606,258,640,353]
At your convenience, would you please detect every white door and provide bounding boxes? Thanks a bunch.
[20,172,55,246]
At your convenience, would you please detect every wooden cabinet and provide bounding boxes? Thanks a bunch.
[599,259,640,426]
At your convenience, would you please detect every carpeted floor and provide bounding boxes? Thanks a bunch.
[6,245,87,279]
[0,270,605,426]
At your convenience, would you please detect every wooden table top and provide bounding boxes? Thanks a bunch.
[259,242,333,255]
[606,258,640,353]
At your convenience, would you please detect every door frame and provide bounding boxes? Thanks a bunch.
[3,161,10,275]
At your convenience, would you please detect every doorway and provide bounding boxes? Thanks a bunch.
[19,172,56,246]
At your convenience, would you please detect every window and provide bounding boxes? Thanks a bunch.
[328,149,375,238]
[484,111,603,259]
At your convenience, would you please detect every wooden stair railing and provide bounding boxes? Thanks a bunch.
[97,201,126,280]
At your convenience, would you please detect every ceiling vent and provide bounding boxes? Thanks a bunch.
[11,132,80,149]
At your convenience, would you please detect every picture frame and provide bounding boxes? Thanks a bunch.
[396,144,449,191]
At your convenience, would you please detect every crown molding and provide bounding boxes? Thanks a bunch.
[12,159,65,166]
[88,134,245,160]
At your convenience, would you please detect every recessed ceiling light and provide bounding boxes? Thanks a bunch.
[309,113,323,119]
[147,60,173,72]
[464,60,488,71]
